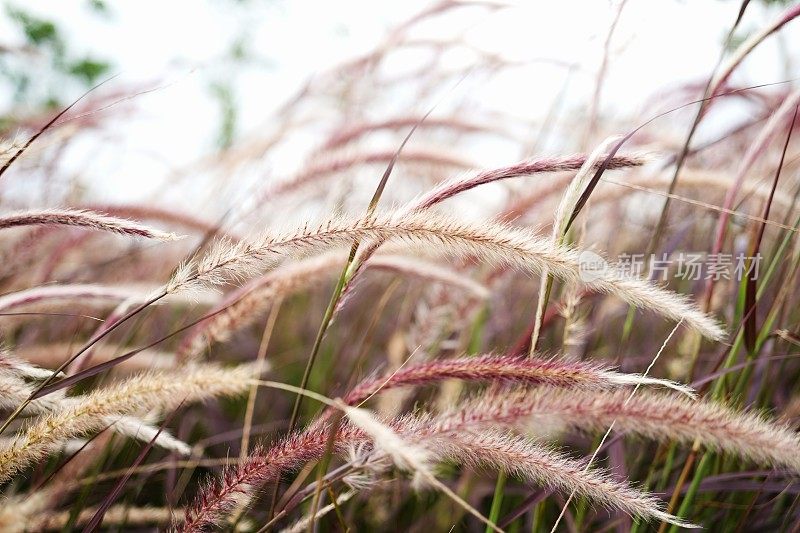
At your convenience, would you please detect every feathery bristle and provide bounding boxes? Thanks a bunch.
[0,209,183,240]
[167,211,723,340]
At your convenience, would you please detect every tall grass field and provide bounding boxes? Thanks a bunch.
[1,1,800,531]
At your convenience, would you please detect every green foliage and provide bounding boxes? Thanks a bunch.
[209,81,238,149]
[88,0,109,13]
[67,57,111,85]
[7,7,60,45]
[0,5,112,114]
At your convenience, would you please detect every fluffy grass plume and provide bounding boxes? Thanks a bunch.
[3,2,800,530]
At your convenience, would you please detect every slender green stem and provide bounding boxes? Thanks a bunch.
[307,412,344,533]
[486,470,508,533]
[666,452,712,533]
[531,502,544,533]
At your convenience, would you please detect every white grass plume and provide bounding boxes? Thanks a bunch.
[427,429,694,528]
[167,211,724,341]
[0,371,191,454]
[111,415,192,455]
[531,136,623,351]
[454,387,800,474]
[339,400,504,532]
[0,349,65,380]
[0,363,265,482]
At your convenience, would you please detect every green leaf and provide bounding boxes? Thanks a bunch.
[67,57,111,85]
[7,7,60,45]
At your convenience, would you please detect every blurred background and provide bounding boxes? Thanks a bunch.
[0,0,797,226]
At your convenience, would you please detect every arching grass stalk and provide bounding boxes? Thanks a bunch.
[489,137,623,531]
[0,292,166,437]
[621,0,749,349]
[662,116,800,529]
[269,111,433,519]
[551,319,684,532]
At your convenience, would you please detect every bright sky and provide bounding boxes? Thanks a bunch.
[1,0,797,206]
